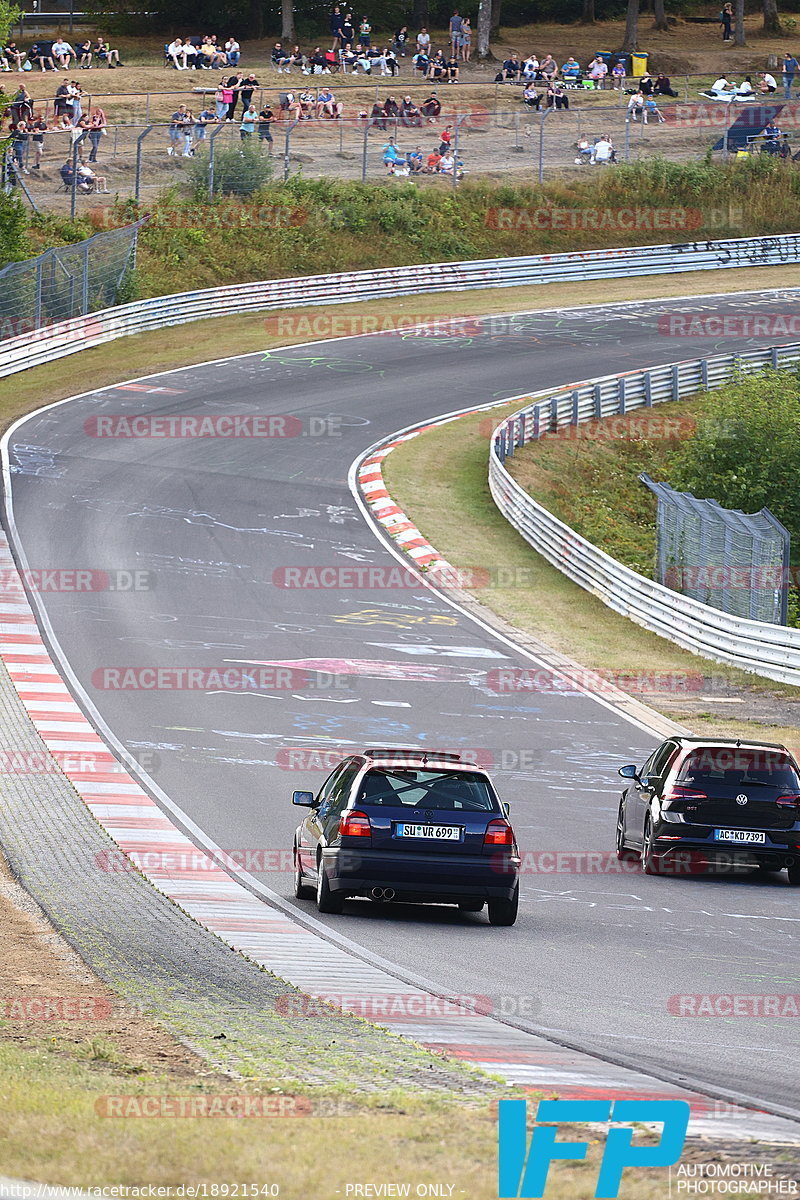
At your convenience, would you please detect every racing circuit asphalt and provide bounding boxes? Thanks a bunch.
[5,290,800,1119]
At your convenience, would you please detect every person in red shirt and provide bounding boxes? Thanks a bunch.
[426,148,442,171]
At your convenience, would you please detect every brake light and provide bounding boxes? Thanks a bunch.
[776,794,800,810]
[664,786,707,801]
[484,818,514,846]
[339,810,371,838]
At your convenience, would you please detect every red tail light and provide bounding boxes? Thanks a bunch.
[776,794,800,810]
[664,786,707,801]
[339,810,371,838]
[484,818,514,846]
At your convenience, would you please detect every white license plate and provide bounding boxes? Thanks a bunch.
[714,829,766,844]
[396,823,462,841]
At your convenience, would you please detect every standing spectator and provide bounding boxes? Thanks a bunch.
[240,103,257,140]
[720,2,733,41]
[193,105,216,148]
[29,114,47,168]
[449,11,462,52]
[393,26,408,55]
[88,106,107,160]
[225,71,243,119]
[258,103,274,148]
[215,79,231,119]
[71,112,90,152]
[341,14,355,48]
[76,39,92,68]
[459,18,471,61]
[225,37,240,65]
[330,6,345,49]
[782,52,799,98]
[416,27,430,53]
[611,59,626,89]
[11,121,28,171]
[10,84,32,123]
[167,104,189,154]
[239,72,259,114]
[359,16,372,47]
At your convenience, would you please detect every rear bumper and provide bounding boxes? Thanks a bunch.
[653,825,799,870]
[322,846,519,901]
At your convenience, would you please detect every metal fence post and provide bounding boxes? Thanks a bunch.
[134,125,153,203]
[81,241,90,316]
[70,138,79,220]
[537,107,554,183]
[624,116,631,163]
[362,121,371,182]
[34,258,42,330]
[284,119,298,183]
[452,113,466,190]
[208,121,227,197]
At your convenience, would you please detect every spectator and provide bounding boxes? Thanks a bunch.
[639,72,654,95]
[215,79,232,118]
[69,79,84,125]
[720,2,733,41]
[180,107,195,154]
[459,17,471,61]
[240,103,257,140]
[10,121,28,171]
[737,75,754,96]
[522,54,539,79]
[421,90,441,121]
[449,11,462,52]
[654,72,677,97]
[167,104,189,154]
[400,94,421,125]
[416,27,430,53]
[317,86,343,117]
[440,149,456,174]
[759,71,778,93]
[258,104,274,147]
[78,160,109,192]
[52,38,75,68]
[341,44,357,71]
[522,81,541,109]
[587,56,607,88]
[183,40,200,70]
[225,37,240,65]
[76,39,92,68]
[359,16,372,47]
[272,42,291,72]
[710,74,732,93]
[428,50,448,81]
[167,38,189,69]
[29,113,47,167]
[10,83,32,122]
[406,145,424,172]
[446,53,459,81]
[779,132,792,158]
[239,72,259,113]
[193,105,216,147]
[70,111,90,151]
[353,47,372,73]
[330,6,345,49]
[341,15,356,47]
[501,53,520,81]
[413,50,429,77]
[644,95,665,123]
[60,158,82,190]
[4,42,25,70]
[383,94,400,120]
[87,105,107,156]
[611,59,626,89]
[782,53,799,98]
[539,53,557,79]
[94,37,121,67]
[304,46,327,73]
[29,43,56,71]
[225,71,242,119]
[382,47,399,75]
[382,137,403,169]
[370,100,386,128]
[590,134,615,164]
[201,38,227,69]
[294,89,316,119]
[425,147,442,171]
[393,26,408,55]
[561,56,581,80]
[627,89,645,119]
[763,119,781,151]
[546,80,569,108]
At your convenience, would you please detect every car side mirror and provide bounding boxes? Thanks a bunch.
[618,764,639,779]
[292,790,315,807]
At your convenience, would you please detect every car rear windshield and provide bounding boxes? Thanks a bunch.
[677,747,800,790]
[355,769,498,811]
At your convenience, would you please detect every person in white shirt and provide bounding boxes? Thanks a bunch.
[416,27,430,52]
[522,55,539,79]
[167,38,189,69]
[736,75,754,96]
[225,38,240,66]
[52,39,74,67]
[759,71,778,92]
[711,75,731,92]
[591,135,614,163]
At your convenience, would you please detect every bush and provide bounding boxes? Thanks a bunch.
[191,141,273,199]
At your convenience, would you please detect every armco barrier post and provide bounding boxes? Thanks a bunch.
[134,125,153,203]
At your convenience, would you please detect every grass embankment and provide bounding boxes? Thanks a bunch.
[11,156,800,297]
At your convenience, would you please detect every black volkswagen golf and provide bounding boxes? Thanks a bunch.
[292,748,520,924]
[616,736,800,882]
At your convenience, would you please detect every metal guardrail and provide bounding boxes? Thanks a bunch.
[488,343,800,686]
[1,233,798,379]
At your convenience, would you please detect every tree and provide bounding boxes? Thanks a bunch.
[281,0,295,42]
[412,0,429,33]
[734,0,746,44]
[762,0,780,35]
[0,0,20,44]
[622,0,640,50]
[581,0,596,23]
[653,0,668,32]
[477,0,492,59]
[491,0,502,34]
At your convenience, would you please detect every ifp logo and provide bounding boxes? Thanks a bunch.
[498,1098,689,1197]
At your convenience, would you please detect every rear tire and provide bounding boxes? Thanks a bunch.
[787,862,800,886]
[488,885,518,926]
[293,842,314,900]
[458,900,484,912]
[316,855,344,913]
[641,816,661,876]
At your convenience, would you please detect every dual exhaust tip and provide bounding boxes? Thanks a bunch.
[371,886,396,901]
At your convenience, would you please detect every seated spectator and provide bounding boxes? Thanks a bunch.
[167,38,189,69]
[400,94,421,125]
[383,94,400,119]
[76,40,92,68]
[272,42,292,72]
[639,72,654,95]
[425,147,442,171]
[201,38,227,68]
[370,101,387,129]
[763,119,781,150]
[394,27,408,55]
[304,46,327,73]
[317,86,343,117]
[428,50,448,81]
[382,138,404,169]
[183,40,200,69]
[627,89,645,119]
[522,81,541,109]
[225,37,240,65]
[412,50,429,76]
[60,158,77,188]
[779,132,792,159]
[710,75,732,93]
[759,71,778,93]
[439,149,455,174]
[561,56,581,80]
[574,135,593,163]
[420,90,441,121]
[446,53,459,81]
[438,124,452,153]
[382,47,399,75]
[644,95,665,123]
[611,59,626,89]
[52,38,75,68]
[501,53,520,80]
[293,90,316,119]
[354,48,372,73]
[288,45,305,68]
[590,134,615,163]
[522,54,539,79]
[539,53,557,79]
[653,72,677,96]
[341,44,357,71]
[4,42,25,70]
[94,38,121,66]
[416,27,430,53]
[406,145,424,172]
[278,90,295,116]
[587,56,608,87]
[546,81,569,108]
[737,75,754,96]
[78,160,109,192]
[29,43,56,71]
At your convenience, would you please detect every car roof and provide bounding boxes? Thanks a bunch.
[355,747,488,773]
[672,737,792,754]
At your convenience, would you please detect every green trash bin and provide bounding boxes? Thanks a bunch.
[631,51,648,78]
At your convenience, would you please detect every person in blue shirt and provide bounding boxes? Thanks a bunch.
[782,53,799,98]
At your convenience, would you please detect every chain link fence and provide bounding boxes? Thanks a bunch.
[640,472,791,625]
[0,220,145,341]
